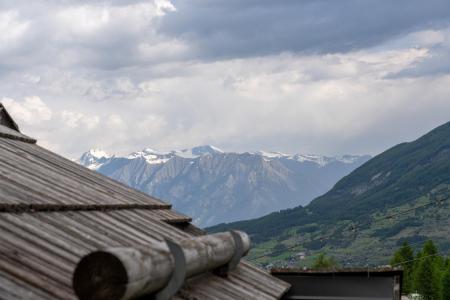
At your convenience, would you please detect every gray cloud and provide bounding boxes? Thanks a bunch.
[1,1,450,159]
[388,36,450,77]
[160,0,450,59]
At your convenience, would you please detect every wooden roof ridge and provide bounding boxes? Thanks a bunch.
[0,111,291,299]
[0,103,37,144]
[0,103,20,132]
[0,124,37,144]
[0,203,173,213]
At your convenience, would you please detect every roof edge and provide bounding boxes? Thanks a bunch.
[0,124,37,143]
[0,103,20,131]
[271,267,403,276]
[0,203,172,213]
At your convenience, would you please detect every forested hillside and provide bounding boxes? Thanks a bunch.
[208,121,450,267]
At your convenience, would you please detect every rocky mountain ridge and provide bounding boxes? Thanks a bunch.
[77,145,370,227]
[208,121,450,267]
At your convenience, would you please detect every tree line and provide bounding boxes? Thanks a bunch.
[391,240,450,300]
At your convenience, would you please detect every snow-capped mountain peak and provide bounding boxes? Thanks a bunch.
[124,145,224,164]
[127,148,172,164]
[88,149,110,159]
[177,145,224,158]
[77,149,111,170]
[79,146,369,171]
[252,151,367,167]
[142,148,171,156]
[77,145,370,227]
[291,154,368,167]
[292,154,330,166]
[255,150,288,158]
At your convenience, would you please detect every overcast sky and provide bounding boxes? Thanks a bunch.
[2,0,450,158]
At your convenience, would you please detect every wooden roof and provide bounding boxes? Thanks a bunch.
[0,104,19,132]
[0,119,289,299]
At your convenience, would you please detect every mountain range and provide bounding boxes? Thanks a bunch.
[77,146,370,227]
[208,121,450,267]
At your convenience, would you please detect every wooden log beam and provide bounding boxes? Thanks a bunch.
[72,231,250,300]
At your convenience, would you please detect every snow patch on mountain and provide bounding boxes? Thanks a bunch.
[254,151,288,158]
[127,148,173,165]
[77,145,371,227]
[123,145,224,163]
[254,152,366,167]
[175,145,224,158]
[77,149,111,170]
[79,146,367,170]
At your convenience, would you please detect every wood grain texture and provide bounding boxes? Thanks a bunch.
[0,137,290,300]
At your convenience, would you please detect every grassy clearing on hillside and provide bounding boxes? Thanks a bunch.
[247,192,450,268]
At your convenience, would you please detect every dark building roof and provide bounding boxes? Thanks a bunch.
[271,268,403,300]
[0,104,19,132]
[0,105,290,300]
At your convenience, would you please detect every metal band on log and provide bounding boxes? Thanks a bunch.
[72,230,251,300]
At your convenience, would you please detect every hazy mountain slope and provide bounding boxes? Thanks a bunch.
[78,146,369,227]
[207,121,450,266]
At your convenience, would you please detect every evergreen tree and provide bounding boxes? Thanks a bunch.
[414,241,441,300]
[422,240,438,257]
[415,256,440,300]
[391,242,414,294]
[442,264,450,300]
[445,257,450,268]
[441,265,450,300]
[413,250,423,292]
[311,253,338,270]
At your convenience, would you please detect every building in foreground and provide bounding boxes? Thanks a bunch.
[272,268,402,300]
[0,103,290,299]
[0,103,403,300]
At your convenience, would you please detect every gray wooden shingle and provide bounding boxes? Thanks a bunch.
[0,123,290,299]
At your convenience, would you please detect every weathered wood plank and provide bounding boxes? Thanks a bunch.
[0,255,75,300]
[0,142,169,207]
[1,139,166,205]
[0,216,79,263]
[0,270,53,300]
[73,231,251,300]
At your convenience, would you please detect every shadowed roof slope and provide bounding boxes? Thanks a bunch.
[0,105,289,300]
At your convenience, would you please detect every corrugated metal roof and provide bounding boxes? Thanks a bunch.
[0,125,290,299]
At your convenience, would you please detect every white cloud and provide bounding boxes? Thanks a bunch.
[155,0,176,16]
[0,0,181,69]
[412,30,445,46]
[54,1,173,38]
[136,115,167,136]
[107,114,127,130]
[0,10,29,54]
[61,110,99,130]
[4,40,450,158]
[0,1,450,159]
[2,96,52,125]
[56,5,110,37]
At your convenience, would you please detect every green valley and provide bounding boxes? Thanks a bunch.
[207,121,450,268]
